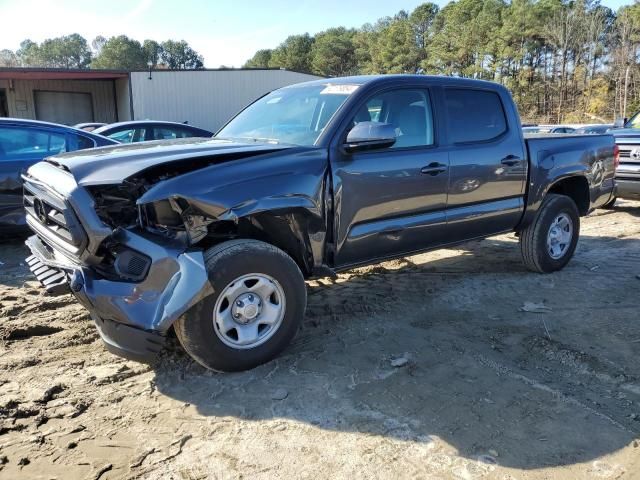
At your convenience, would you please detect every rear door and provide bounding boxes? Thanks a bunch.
[331,87,450,267]
[443,87,527,239]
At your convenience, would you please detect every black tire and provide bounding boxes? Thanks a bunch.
[602,196,617,209]
[174,239,306,372]
[520,194,580,273]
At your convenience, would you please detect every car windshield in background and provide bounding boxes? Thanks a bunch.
[626,112,640,129]
[216,84,359,146]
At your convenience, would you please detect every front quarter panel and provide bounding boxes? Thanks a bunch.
[138,147,330,270]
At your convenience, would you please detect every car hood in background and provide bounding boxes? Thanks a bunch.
[611,128,640,138]
[44,138,293,186]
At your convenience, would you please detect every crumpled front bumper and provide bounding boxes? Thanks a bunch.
[25,230,212,362]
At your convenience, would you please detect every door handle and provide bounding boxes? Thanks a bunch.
[421,162,447,176]
[501,155,522,166]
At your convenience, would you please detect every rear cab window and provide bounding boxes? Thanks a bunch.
[444,88,507,144]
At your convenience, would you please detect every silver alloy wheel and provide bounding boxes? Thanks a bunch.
[213,273,286,349]
[547,213,573,260]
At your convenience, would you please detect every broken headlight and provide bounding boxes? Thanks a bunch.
[139,198,213,245]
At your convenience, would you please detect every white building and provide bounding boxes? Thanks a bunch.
[0,68,322,132]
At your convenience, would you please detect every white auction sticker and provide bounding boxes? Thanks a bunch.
[320,84,360,95]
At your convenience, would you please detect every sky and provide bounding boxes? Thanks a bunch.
[0,0,634,68]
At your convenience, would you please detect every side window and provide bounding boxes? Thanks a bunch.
[154,128,179,140]
[177,128,205,138]
[0,126,67,160]
[108,128,146,143]
[349,89,434,148]
[69,134,96,151]
[444,89,507,143]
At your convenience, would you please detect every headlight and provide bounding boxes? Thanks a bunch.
[139,198,213,245]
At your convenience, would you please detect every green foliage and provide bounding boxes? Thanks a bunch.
[16,34,91,68]
[159,40,204,69]
[371,16,422,73]
[243,49,273,68]
[91,35,147,69]
[7,35,204,71]
[0,49,19,67]
[268,34,314,72]
[311,28,358,76]
[143,40,162,67]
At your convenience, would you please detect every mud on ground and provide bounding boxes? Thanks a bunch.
[1,203,639,479]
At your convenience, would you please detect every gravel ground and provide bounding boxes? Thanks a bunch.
[1,202,639,480]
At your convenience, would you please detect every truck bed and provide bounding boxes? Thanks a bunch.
[521,133,616,222]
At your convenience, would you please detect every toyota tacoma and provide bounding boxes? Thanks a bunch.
[22,75,616,371]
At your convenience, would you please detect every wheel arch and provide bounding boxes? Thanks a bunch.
[197,208,325,278]
[545,175,590,216]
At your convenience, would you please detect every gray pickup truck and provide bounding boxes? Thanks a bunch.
[608,112,640,204]
[23,75,616,372]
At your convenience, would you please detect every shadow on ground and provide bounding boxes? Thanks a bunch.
[154,234,640,471]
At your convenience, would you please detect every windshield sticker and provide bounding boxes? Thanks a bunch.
[266,96,283,104]
[320,84,359,95]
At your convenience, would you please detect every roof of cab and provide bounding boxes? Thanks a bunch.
[283,74,506,91]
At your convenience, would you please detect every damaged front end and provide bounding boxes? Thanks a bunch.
[23,162,214,362]
[23,143,329,362]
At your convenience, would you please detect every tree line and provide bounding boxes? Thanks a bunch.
[0,34,204,71]
[244,0,640,124]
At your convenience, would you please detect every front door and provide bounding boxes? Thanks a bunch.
[331,88,450,268]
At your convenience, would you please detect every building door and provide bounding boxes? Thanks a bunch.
[0,89,7,117]
[34,90,94,125]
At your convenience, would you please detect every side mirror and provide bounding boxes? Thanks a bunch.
[343,122,396,153]
[613,117,626,128]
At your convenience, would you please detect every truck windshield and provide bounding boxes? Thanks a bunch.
[216,84,359,146]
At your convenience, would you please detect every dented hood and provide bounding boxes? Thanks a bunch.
[45,137,292,186]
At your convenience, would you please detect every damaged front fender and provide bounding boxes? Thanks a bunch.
[136,148,331,274]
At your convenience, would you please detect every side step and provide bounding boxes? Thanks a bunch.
[26,255,70,296]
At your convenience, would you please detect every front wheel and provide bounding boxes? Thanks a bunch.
[174,239,307,372]
[519,194,580,273]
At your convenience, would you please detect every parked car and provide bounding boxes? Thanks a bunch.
[0,118,117,231]
[74,122,107,132]
[522,125,576,134]
[23,75,615,371]
[93,121,213,143]
[574,124,614,135]
[608,122,640,205]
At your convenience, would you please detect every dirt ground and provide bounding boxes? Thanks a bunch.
[1,202,639,480]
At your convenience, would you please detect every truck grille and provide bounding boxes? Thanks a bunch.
[23,179,87,255]
[618,146,640,162]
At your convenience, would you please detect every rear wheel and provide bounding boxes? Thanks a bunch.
[520,194,580,273]
[174,239,306,372]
